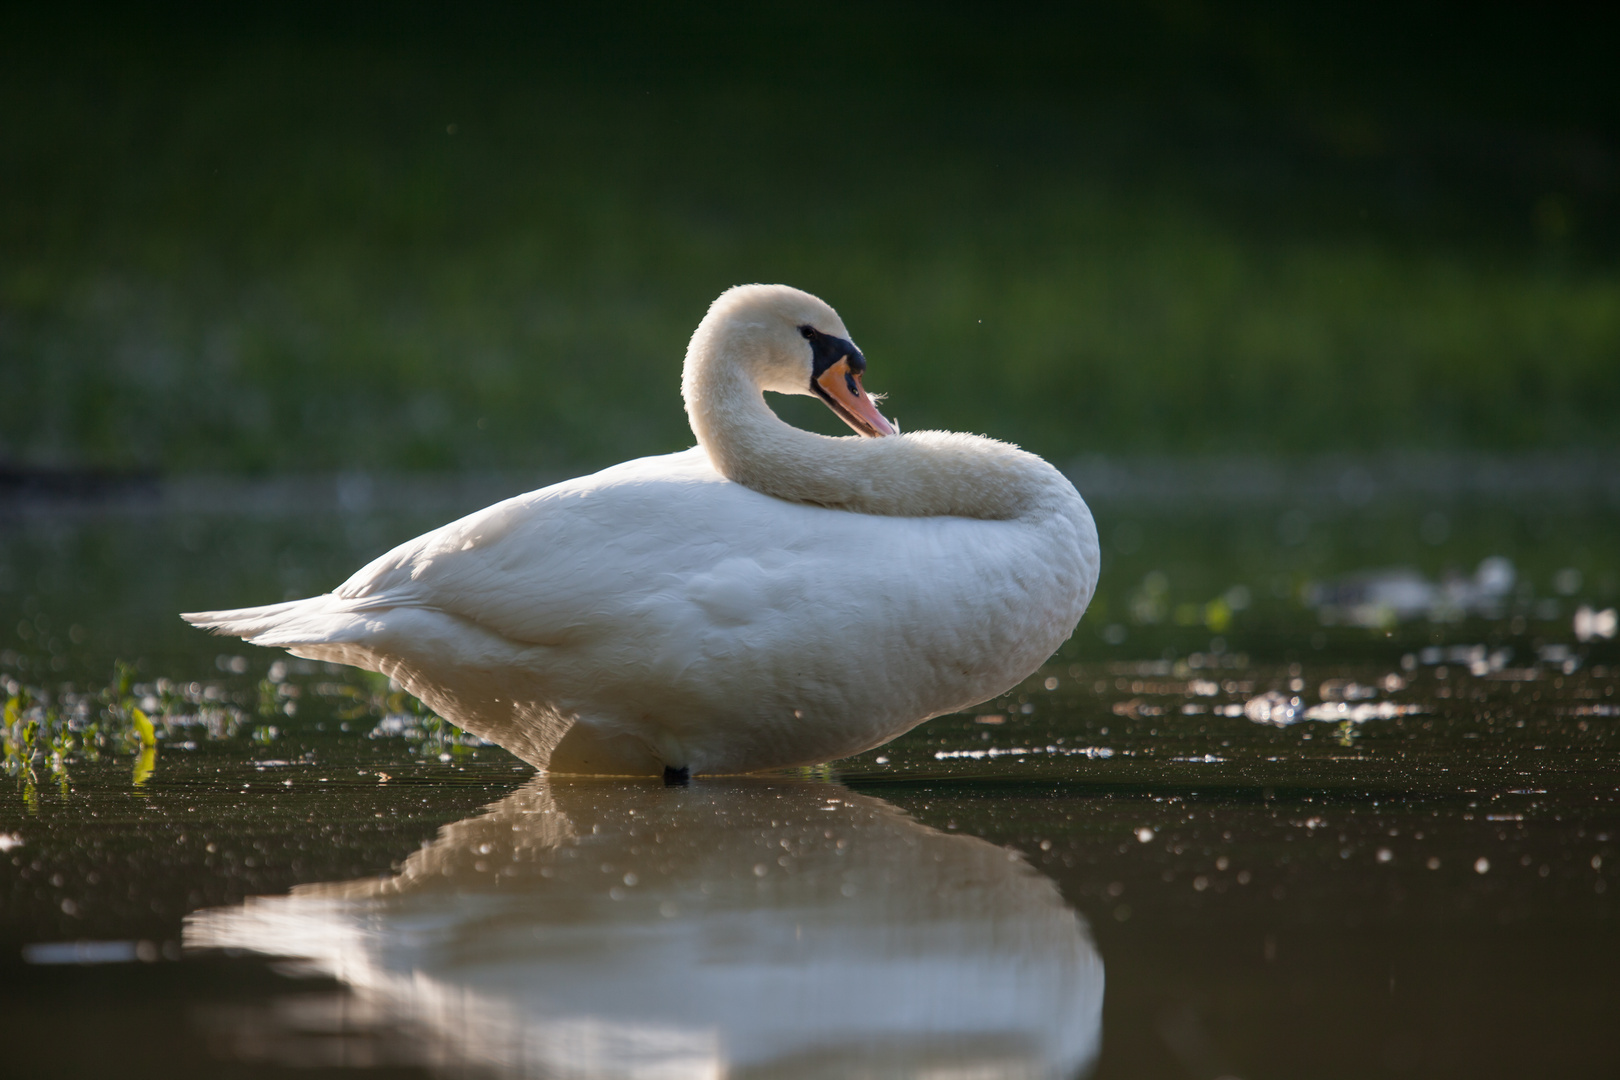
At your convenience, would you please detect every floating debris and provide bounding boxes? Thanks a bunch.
[1305,556,1516,628]
[933,745,1115,762]
[1415,644,1517,676]
[1317,678,1380,701]
[1575,606,1618,643]
[1243,690,1423,727]
[1244,692,1304,726]
[369,709,490,755]
[1302,701,1426,723]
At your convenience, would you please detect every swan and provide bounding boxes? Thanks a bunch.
[183,284,1099,775]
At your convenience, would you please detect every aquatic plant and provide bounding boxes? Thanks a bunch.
[261,659,482,758]
[2,658,482,805]
[360,672,486,761]
[3,660,247,796]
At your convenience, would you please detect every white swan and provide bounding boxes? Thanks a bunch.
[183,284,1099,775]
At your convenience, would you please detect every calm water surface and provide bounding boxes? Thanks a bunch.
[2,482,1617,1078]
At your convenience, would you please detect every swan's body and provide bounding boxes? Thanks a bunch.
[185,285,1099,774]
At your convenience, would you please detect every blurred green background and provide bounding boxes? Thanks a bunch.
[3,1,1616,476]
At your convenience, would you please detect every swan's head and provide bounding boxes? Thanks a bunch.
[691,284,897,437]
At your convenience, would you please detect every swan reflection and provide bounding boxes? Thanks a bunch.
[187,777,1102,1078]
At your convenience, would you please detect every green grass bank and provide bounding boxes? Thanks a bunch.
[4,3,1617,475]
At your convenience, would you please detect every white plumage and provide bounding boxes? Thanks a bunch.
[184,285,1099,774]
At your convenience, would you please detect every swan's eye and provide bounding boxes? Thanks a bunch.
[799,325,817,341]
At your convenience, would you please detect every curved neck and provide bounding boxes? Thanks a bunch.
[682,333,1063,521]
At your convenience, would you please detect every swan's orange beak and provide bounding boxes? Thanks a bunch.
[814,356,897,438]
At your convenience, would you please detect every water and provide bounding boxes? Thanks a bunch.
[3,475,1618,1078]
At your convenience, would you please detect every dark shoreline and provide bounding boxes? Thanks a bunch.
[4,453,1618,519]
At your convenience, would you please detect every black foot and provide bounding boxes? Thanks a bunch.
[663,765,691,786]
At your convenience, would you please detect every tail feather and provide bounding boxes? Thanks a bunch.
[181,594,378,649]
